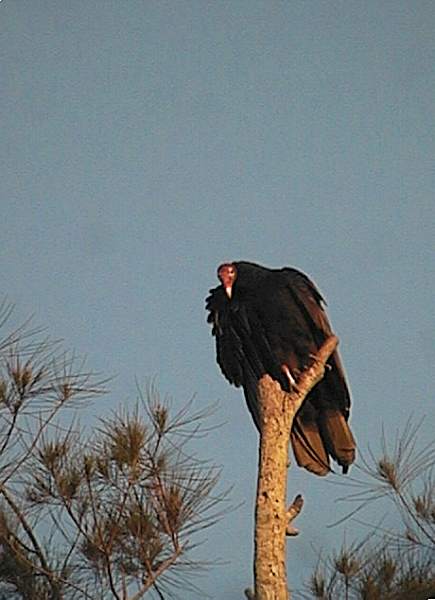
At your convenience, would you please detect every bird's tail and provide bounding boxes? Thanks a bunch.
[319,409,356,473]
[291,405,356,476]
[291,414,331,476]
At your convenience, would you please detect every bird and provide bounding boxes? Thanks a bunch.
[206,261,356,476]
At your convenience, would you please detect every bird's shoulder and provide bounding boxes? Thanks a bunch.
[236,266,324,306]
[280,267,326,306]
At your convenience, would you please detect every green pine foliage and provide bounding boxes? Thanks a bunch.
[304,421,435,599]
[0,301,226,599]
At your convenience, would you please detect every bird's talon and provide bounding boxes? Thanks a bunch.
[281,363,296,387]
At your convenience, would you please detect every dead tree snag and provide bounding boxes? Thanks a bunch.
[252,335,339,600]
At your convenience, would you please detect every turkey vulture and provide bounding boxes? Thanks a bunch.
[206,261,356,476]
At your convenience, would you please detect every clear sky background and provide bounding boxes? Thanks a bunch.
[1,1,434,597]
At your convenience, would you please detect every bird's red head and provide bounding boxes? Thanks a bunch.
[217,263,237,298]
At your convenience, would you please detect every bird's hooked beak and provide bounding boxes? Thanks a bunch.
[217,263,237,299]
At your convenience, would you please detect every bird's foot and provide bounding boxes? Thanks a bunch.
[309,353,332,370]
[281,364,300,393]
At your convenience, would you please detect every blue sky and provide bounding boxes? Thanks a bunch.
[2,1,434,597]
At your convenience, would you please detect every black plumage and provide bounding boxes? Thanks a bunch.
[206,261,356,476]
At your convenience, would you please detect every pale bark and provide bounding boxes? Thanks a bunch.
[252,335,339,600]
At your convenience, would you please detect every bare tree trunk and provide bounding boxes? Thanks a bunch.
[253,336,339,600]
